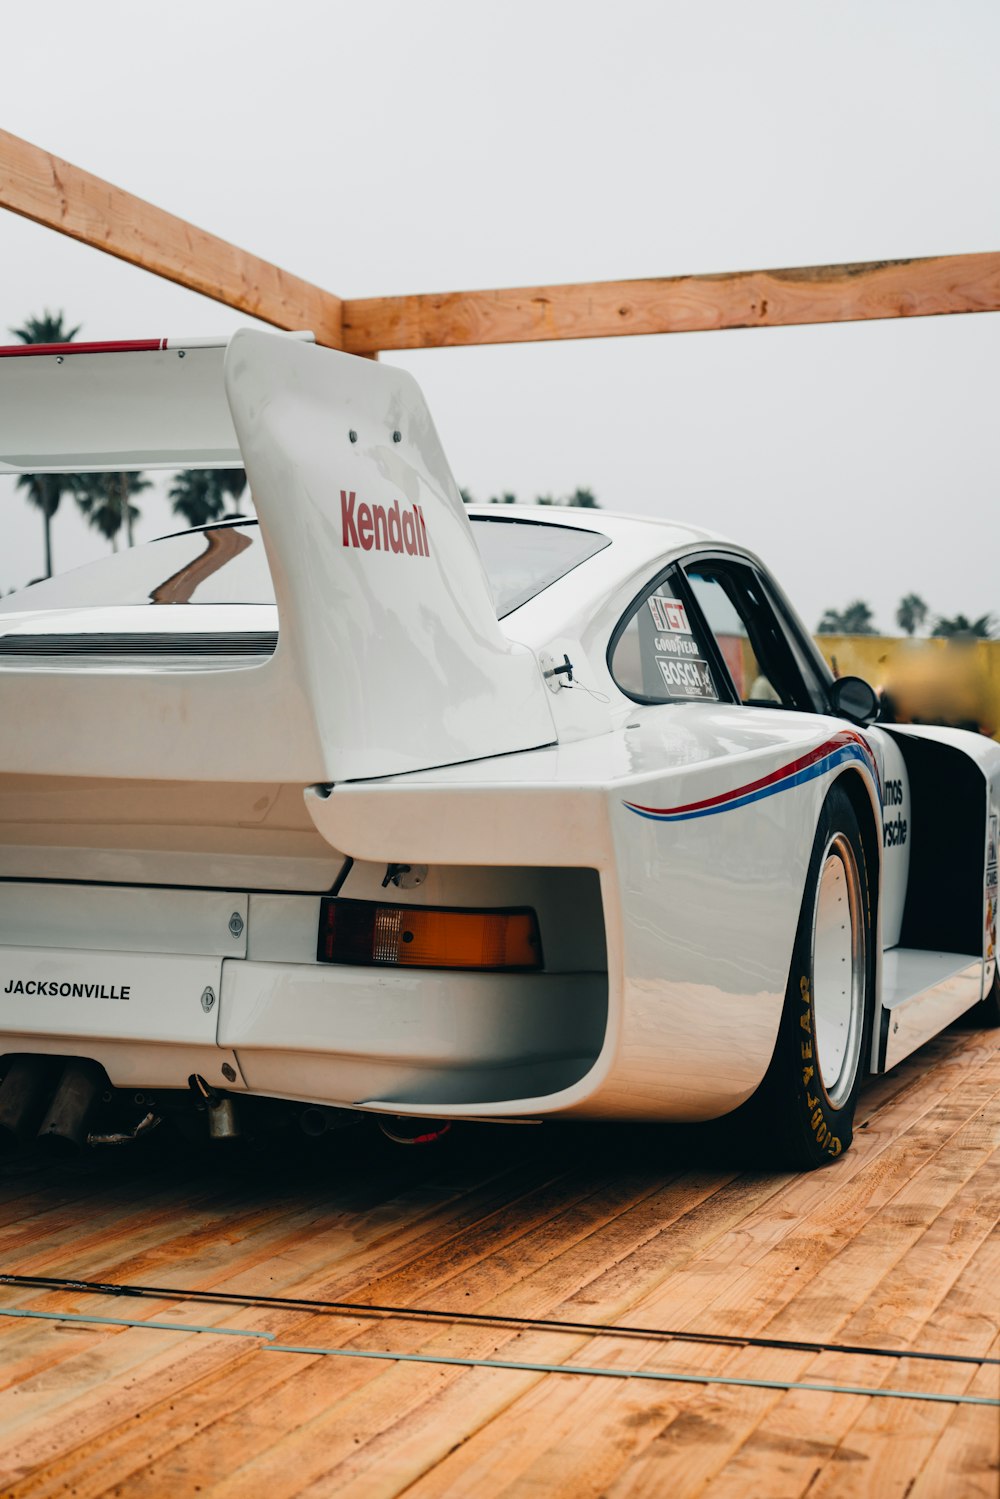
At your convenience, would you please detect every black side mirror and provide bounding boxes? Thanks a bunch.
[829,675,880,727]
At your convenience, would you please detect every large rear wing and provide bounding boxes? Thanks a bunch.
[0,330,555,784]
[0,333,312,474]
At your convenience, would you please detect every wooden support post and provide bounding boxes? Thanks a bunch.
[341,252,1000,354]
[0,129,344,348]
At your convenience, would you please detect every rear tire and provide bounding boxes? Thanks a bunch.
[745,782,875,1170]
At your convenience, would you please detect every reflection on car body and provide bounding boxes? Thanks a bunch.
[0,329,997,1169]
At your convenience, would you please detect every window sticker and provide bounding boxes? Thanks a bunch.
[644,592,719,701]
[611,577,721,703]
[647,595,690,634]
[655,655,718,700]
[654,632,702,660]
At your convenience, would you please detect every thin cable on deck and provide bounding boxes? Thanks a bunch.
[1,1272,995,1367]
[261,1342,999,1406]
[0,1307,271,1338]
[0,1303,990,1406]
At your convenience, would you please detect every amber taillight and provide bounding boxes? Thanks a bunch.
[317,898,542,971]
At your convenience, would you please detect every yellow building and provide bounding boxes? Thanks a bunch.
[814,635,1000,743]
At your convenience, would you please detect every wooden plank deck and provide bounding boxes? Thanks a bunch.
[0,1024,996,1498]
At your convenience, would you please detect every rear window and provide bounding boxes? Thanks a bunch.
[469,516,610,617]
[2,522,274,611]
[3,514,610,620]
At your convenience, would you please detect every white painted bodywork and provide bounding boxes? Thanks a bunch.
[0,332,556,784]
[1,331,997,1127]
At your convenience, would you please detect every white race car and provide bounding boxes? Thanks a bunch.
[0,330,996,1168]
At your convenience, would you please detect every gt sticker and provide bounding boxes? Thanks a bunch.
[647,595,690,634]
[655,655,718,701]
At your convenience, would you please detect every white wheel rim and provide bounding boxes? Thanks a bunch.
[811,833,865,1107]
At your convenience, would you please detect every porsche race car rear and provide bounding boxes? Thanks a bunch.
[0,332,615,1148]
[6,331,987,1160]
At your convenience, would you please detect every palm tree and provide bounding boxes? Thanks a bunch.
[896,593,929,636]
[217,468,248,513]
[481,487,599,507]
[10,311,82,576]
[817,601,877,635]
[932,612,993,639]
[168,470,228,529]
[168,468,248,527]
[75,472,150,550]
[8,310,81,347]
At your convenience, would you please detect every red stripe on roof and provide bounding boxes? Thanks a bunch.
[0,339,167,358]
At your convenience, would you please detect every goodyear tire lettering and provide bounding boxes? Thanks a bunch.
[745,784,872,1169]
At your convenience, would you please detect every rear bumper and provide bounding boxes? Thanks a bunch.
[221,959,606,1112]
[0,944,608,1116]
[0,943,242,1089]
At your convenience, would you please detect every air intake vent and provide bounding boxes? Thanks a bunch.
[0,632,278,658]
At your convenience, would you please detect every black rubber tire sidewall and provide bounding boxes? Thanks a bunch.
[759,781,875,1169]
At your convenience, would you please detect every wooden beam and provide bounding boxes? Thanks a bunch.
[4,129,996,357]
[0,130,343,348]
[342,251,1000,353]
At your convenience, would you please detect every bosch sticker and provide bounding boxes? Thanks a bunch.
[655,656,718,700]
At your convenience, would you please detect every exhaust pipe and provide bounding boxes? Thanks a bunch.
[378,1116,452,1146]
[36,1059,106,1155]
[188,1073,241,1142]
[0,1056,59,1151]
[207,1097,240,1141]
[299,1105,356,1137]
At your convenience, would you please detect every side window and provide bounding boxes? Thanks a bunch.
[609,571,724,704]
[683,561,815,712]
[759,575,832,714]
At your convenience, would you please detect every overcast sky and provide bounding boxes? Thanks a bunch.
[2,0,997,632]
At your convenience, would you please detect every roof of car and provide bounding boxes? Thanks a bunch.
[466,503,726,553]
